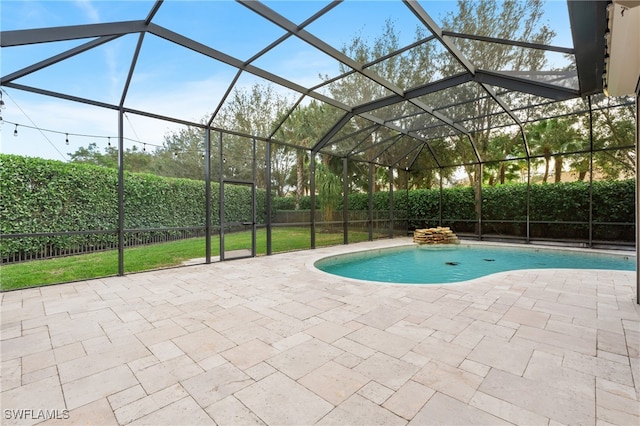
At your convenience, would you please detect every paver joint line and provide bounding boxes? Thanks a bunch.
[0,239,637,426]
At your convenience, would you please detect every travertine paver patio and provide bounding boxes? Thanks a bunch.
[1,238,638,425]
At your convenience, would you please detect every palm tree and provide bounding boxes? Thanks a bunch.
[527,118,583,183]
[315,162,342,226]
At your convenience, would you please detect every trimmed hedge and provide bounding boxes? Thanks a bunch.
[272,195,311,211]
[1,154,266,259]
[273,180,635,239]
[1,153,635,260]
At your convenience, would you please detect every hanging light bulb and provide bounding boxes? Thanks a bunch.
[107,137,111,147]
[13,124,18,137]
[0,92,5,123]
[65,133,69,145]
[143,143,146,152]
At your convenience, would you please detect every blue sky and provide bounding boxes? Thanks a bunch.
[1,0,574,161]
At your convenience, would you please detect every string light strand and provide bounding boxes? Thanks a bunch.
[2,92,208,158]
[2,119,163,150]
[2,89,68,161]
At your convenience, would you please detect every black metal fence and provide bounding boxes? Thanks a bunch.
[2,212,634,265]
[1,226,207,264]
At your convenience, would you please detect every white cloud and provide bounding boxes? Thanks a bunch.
[2,97,119,161]
[125,74,235,124]
[256,48,342,89]
[74,0,100,23]
[1,73,240,161]
[104,43,128,102]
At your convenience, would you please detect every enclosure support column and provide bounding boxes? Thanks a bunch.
[117,109,124,276]
[526,158,531,244]
[205,128,211,263]
[368,162,374,241]
[310,152,316,249]
[251,138,257,257]
[588,96,594,248]
[219,132,225,261]
[521,126,531,244]
[477,163,483,240]
[439,170,443,227]
[635,89,639,305]
[406,169,410,233]
[266,140,272,255]
[389,166,394,239]
[343,158,348,245]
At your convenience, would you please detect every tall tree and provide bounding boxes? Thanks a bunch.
[483,133,526,185]
[274,100,341,207]
[321,2,556,194]
[527,117,582,183]
[315,162,342,226]
[439,0,555,184]
[68,143,117,169]
[321,19,432,189]
[590,100,636,179]
[152,126,207,180]
[213,83,295,188]
[68,142,153,174]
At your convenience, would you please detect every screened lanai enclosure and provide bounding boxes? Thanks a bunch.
[0,0,638,290]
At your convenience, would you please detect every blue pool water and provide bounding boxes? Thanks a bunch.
[315,245,636,284]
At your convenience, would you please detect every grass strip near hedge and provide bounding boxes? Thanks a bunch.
[1,227,380,291]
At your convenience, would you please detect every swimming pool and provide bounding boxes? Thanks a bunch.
[315,244,636,284]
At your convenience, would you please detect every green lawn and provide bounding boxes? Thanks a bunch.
[1,227,381,291]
